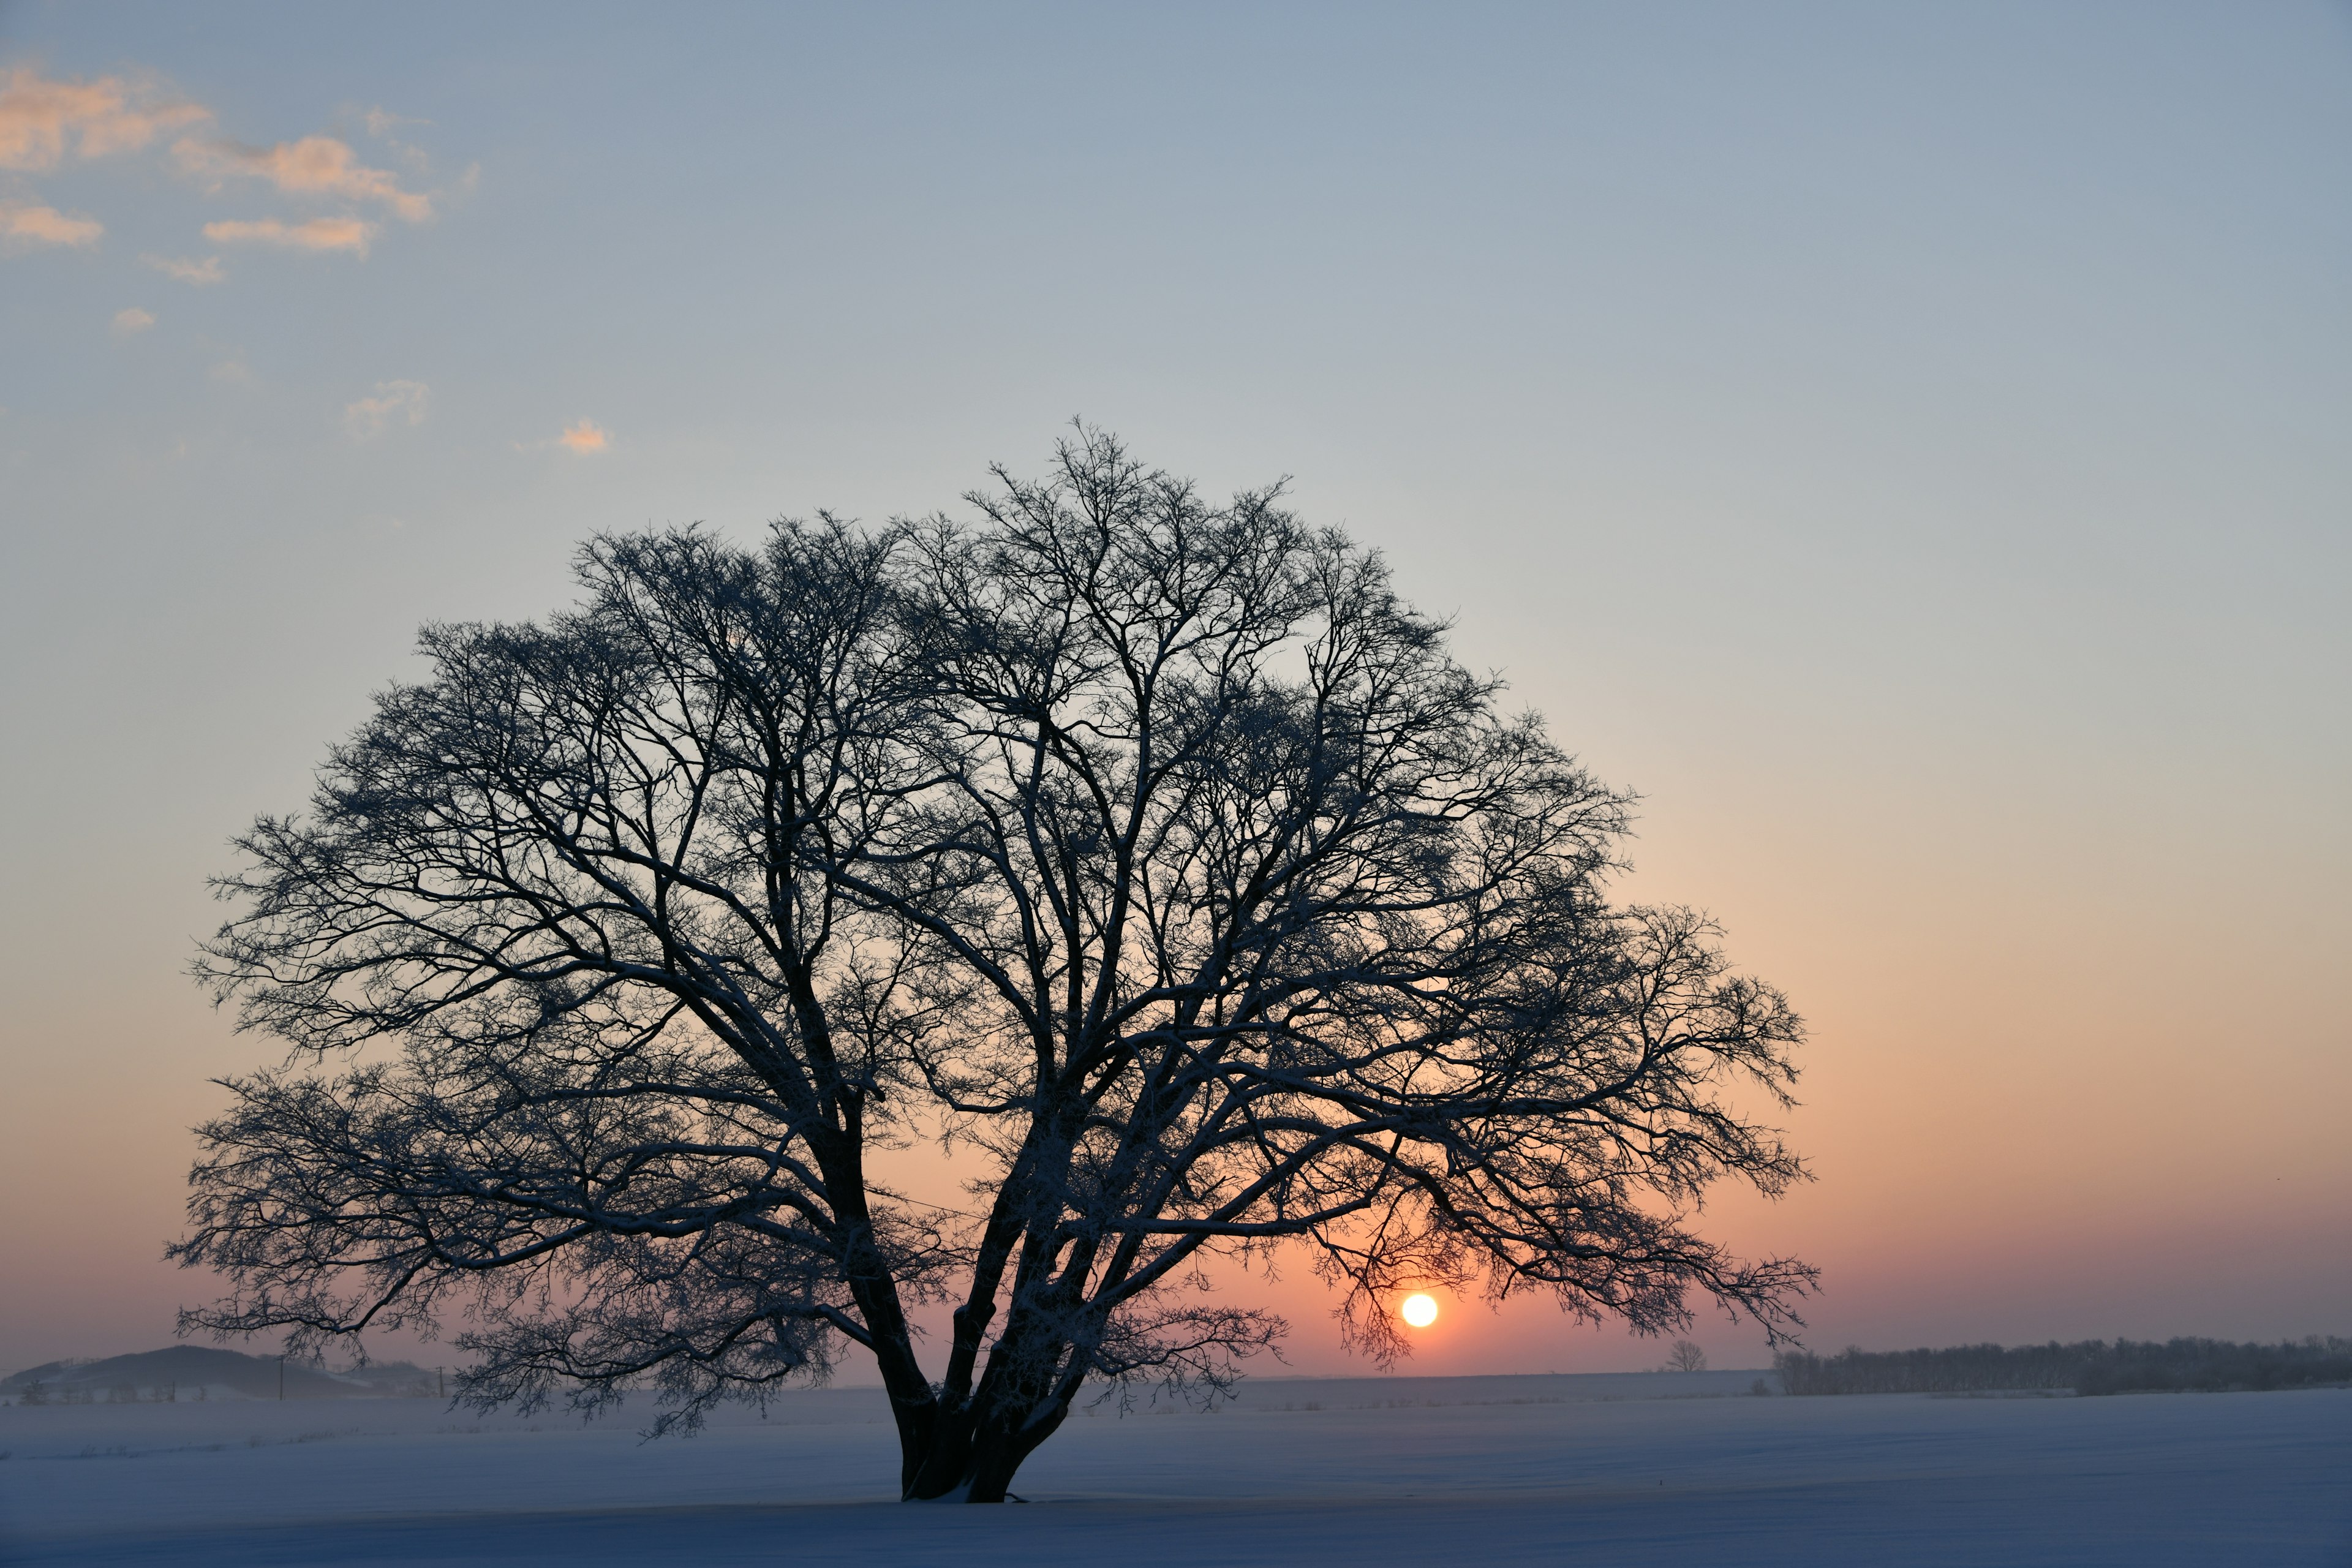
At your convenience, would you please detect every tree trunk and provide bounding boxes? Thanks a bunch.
[899,1382,1072,1502]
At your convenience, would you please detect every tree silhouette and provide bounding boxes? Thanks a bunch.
[178,431,1814,1501]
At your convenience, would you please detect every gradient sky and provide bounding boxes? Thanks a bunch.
[2,2,2346,1381]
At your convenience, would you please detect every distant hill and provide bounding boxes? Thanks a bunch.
[2,1346,440,1402]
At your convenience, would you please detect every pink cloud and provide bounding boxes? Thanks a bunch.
[112,306,155,335]
[557,419,610,454]
[0,67,211,170]
[143,252,225,284]
[203,216,377,257]
[1,200,104,248]
[360,106,429,140]
[176,134,431,222]
[2,69,458,271]
[344,379,429,437]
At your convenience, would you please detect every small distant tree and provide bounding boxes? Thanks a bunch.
[20,1380,46,1406]
[1665,1339,1709,1373]
[177,430,1815,1502]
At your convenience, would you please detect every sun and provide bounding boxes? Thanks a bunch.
[1400,1292,1439,1328]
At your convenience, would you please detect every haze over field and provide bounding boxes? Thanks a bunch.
[2,1,2348,1395]
[4,1378,2348,1565]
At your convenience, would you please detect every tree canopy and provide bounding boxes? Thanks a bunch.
[179,430,1814,1501]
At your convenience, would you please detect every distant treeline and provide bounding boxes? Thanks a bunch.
[1773,1337,2352,1397]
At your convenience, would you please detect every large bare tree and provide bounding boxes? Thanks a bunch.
[179,431,1815,1501]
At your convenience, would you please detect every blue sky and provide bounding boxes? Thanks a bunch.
[1,2,2346,1373]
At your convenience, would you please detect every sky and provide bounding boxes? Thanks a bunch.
[1,1,2346,1382]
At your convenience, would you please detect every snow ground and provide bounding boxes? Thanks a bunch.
[1,1373,2343,1566]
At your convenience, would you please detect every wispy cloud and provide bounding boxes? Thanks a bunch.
[356,107,437,175]
[1,200,104,247]
[176,134,432,222]
[557,419,610,454]
[143,252,225,284]
[344,379,428,437]
[203,216,377,257]
[4,69,461,273]
[0,67,211,171]
[360,106,429,140]
[113,306,155,335]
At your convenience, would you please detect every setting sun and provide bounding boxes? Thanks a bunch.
[1400,1293,1439,1329]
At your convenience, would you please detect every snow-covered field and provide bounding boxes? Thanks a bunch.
[1,1372,2344,1566]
